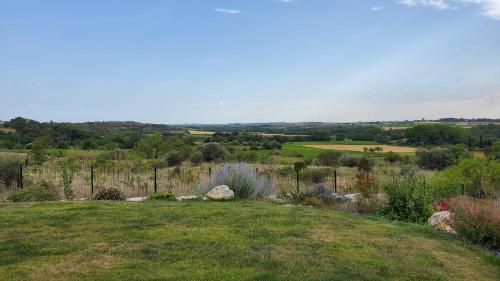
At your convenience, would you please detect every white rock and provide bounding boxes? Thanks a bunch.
[177,195,198,201]
[205,185,234,200]
[428,211,455,234]
[126,197,147,202]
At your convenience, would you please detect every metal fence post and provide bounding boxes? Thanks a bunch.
[334,170,337,194]
[90,164,94,196]
[296,170,300,194]
[154,165,157,193]
[19,163,23,189]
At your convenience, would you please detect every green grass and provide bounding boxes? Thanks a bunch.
[282,141,382,160]
[0,201,498,281]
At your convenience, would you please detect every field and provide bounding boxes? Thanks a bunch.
[187,130,215,136]
[305,144,417,153]
[0,201,499,281]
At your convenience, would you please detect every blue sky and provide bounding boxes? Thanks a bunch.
[1,0,499,124]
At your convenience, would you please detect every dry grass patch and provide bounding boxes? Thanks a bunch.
[305,144,417,153]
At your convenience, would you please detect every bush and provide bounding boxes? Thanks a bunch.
[165,151,183,167]
[197,163,273,199]
[339,153,359,167]
[0,159,19,186]
[399,164,419,178]
[148,191,176,201]
[302,168,333,184]
[93,188,125,201]
[384,151,402,164]
[189,151,205,165]
[7,186,59,202]
[448,197,500,249]
[430,158,500,200]
[200,142,229,162]
[58,157,78,200]
[316,150,342,166]
[380,175,433,223]
[416,147,454,170]
[295,185,337,206]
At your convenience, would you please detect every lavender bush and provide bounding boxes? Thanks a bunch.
[197,163,274,199]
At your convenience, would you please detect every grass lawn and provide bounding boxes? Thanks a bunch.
[1,201,499,281]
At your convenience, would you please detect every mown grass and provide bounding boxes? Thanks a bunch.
[0,201,498,281]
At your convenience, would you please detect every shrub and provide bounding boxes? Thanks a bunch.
[399,164,419,178]
[448,197,500,249]
[355,196,384,214]
[339,153,359,167]
[7,186,59,202]
[316,150,342,166]
[0,159,19,186]
[430,158,500,200]
[165,151,183,167]
[58,157,78,200]
[295,185,336,206]
[302,168,333,184]
[416,147,454,170]
[380,175,433,223]
[384,151,402,164]
[200,142,229,162]
[93,188,125,201]
[148,191,176,201]
[189,151,205,165]
[31,138,48,164]
[197,163,273,199]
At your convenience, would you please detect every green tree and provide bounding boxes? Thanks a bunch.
[134,134,167,159]
[31,138,48,164]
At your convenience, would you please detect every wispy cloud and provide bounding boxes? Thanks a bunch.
[371,6,382,11]
[397,0,500,19]
[215,8,241,14]
[272,0,297,3]
[398,0,448,10]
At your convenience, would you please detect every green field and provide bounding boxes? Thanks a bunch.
[1,201,498,281]
[282,141,380,160]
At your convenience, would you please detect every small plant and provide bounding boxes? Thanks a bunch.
[93,188,125,201]
[448,197,500,249]
[295,185,336,206]
[380,175,433,224]
[197,163,273,199]
[58,157,78,200]
[0,159,19,186]
[7,185,59,202]
[148,191,176,201]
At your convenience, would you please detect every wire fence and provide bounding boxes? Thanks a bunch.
[0,160,378,199]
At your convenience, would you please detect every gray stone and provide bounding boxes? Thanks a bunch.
[206,185,234,200]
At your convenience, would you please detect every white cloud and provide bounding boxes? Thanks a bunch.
[272,0,297,3]
[479,0,500,19]
[215,8,241,14]
[398,0,500,19]
[398,0,448,10]
[371,6,382,11]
